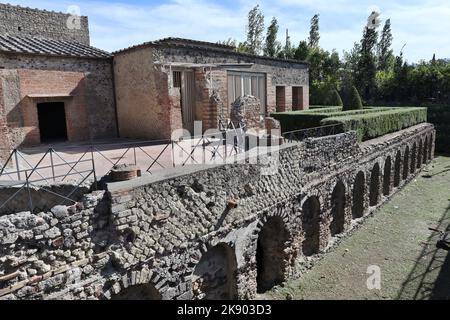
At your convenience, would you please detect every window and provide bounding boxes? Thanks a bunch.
[227,72,266,115]
[173,71,182,88]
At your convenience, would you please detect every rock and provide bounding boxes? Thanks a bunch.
[44,227,61,239]
[52,206,69,219]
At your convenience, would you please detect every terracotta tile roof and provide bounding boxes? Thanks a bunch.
[0,35,111,59]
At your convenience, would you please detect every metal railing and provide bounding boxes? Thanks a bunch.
[282,123,343,143]
[0,124,344,213]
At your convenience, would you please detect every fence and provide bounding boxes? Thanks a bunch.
[0,124,342,213]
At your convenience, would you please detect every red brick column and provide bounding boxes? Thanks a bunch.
[0,77,12,164]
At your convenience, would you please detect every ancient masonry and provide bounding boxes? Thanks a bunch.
[0,123,435,300]
[0,3,90,44]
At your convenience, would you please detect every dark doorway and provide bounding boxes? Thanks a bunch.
[302,196,321,256]
[256,216,289,293]
[330,181,346,236]
[37,102,68,142]
[352,171,365,219]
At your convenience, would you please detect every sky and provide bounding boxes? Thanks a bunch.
[5,0,450,63]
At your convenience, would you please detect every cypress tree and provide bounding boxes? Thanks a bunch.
[326,89,344,106]
[344,86,363,110]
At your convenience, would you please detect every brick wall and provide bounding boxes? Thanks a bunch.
[0,53,116,140]
[16,69,89,146]
[0,78,11,164]
[0,3,90,45]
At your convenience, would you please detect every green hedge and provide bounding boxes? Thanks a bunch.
[425,105,450,153]
[271,107,395,133]
[321,107,427,141]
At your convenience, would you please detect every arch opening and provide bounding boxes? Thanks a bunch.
[403,146,409,180]
[111,283,162,300]
[417,140,423,169]
[423,137,428,164]
[428,135,433,160]
[256,216,290,293]
[369,163,380,206]
[192,243,238,300]
[330,181,346,236]
[352,171,365,219]
[383,157,391,196]
[302,196,321,256]
[394,151,401,188]
[410,143,417,174]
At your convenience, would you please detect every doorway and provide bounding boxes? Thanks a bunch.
[37,102,68,142]
[180,71,196,135]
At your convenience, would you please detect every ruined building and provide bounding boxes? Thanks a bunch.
[0,4,437,301]
[0,3,117,154]
[113,38,309,139]
[0,3,310,158]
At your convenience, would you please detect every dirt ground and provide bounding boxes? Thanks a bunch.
[260,155,450,300]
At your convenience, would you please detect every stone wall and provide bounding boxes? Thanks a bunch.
[0,3,90,45]
[0,53,116,143]
[0,123,436,300]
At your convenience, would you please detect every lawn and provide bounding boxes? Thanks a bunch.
[260,156,450,300]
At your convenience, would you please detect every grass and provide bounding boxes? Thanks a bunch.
[259,156,450,300]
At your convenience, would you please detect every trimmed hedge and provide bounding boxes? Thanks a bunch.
[425,105,450,153]
[321,107,427,141]
[271,107,396,133]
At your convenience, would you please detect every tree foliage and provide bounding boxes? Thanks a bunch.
[245,5,265,55]
[264,17,281,57]
[344,86,363,110]
[326,89,344,106]
[308,14,320,48]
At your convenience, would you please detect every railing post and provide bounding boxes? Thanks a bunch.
[25,171,34,214]
[14,150,21,180]
[133,147,137,165]
[50,148,56,182]
[171,141,176,168]
[90,145,98,190]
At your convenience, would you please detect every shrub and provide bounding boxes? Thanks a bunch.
[425,105,450,153]
[325,89,343,106]
[321,107,427,141]
[271,107,394,133]
[343,86,363,111]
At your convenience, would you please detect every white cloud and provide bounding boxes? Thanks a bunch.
[4,0,450,61]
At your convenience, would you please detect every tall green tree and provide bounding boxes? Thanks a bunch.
[355,13,379,101]
[245,5,265,55]
[308,14,320,48]
[264,17,281,57]
[377,19,394,71]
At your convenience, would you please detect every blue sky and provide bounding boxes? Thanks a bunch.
[6,0,450,62]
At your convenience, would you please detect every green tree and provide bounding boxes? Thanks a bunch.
[355,13,379,101]
[344,86,363,110]
[326,89,344,106]
[264,17,281,57]
[308,14,320,48]
[245,5,265,55]
[294,40,310,61]
[378,19,394,71]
